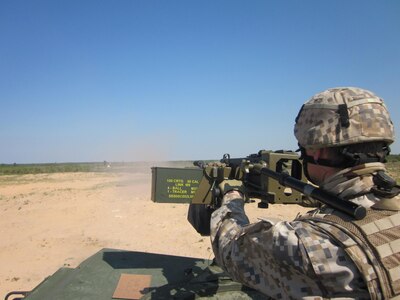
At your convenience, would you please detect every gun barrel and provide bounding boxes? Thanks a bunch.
[256,166,366,220]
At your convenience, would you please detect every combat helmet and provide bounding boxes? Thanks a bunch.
[294,87,395,168]
[294,87,394,149]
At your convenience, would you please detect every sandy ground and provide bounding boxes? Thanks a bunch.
[0,167,311,299]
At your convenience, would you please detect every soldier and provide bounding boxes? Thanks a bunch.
[210,87,400,299]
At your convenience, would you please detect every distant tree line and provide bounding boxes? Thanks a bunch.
[387,154,400,162]
[0,163,104,175]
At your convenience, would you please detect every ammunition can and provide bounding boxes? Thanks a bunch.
[151,167,203,203]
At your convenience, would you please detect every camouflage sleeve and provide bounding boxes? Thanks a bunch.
[210,192,368,299]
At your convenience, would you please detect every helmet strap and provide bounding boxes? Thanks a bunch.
[301,158,314,183]
[299,146,345,168]
[338,104,350,128]
[298,147,339,184]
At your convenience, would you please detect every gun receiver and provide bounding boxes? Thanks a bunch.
[192,150,366,220]
[246,162,366,220]
[192,150,313,208]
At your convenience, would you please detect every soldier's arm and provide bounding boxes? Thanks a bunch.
[209,191,366,299]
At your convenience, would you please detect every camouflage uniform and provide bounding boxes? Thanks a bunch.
[210,88,400,299]
[211,192,367,299]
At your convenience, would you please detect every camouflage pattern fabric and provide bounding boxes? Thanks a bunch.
[320,162,386,203]
[300,208,400,300]
[294,87,394,149]
[210,163,398,299]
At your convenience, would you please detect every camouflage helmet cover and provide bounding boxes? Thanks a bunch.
[294,87,395,149]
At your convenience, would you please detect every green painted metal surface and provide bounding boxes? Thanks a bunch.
[151,167,203,203]
[24,249,211,300]
[22,248,265,299]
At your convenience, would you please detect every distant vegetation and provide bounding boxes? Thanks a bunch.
[387,154,400,162]
[0,156,399,182]
[386,155,400,183]
[0,162,105,175]
[0,161,196,175]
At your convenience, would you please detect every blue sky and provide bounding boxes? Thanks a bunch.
[1,0,399,163]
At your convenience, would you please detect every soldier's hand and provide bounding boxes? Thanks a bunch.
[218,180,245,196]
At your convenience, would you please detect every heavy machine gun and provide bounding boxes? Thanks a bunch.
[188,150,367,235]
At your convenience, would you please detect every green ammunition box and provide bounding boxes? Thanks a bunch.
[151,167,203,203]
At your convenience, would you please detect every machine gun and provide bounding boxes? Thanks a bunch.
[188,150,367,235]
[192,150,314,208]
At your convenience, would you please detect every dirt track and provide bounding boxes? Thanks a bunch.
[0,169,310,298]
